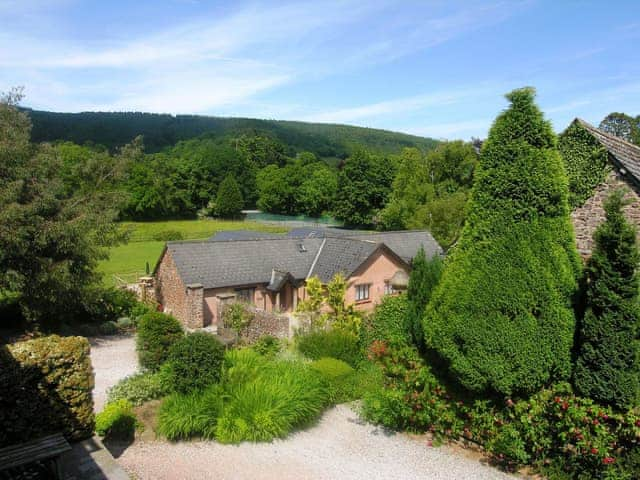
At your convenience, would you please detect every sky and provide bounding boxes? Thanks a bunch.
[1,0,639,140]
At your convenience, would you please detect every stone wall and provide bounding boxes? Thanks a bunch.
[155,250,188,324]
[185,284,204,329]
[571,169,640,257]
[220,303,290,342]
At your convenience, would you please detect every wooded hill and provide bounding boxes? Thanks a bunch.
[25,109,438,161]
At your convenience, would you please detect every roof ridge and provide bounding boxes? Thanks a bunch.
[306,237,327,279]
[576,118,640,151]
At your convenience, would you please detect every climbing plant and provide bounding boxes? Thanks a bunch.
[558,121,610,209]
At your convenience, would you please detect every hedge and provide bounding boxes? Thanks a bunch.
[0,335,94,447]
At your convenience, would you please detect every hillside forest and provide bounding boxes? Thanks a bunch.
[24,107,640,248]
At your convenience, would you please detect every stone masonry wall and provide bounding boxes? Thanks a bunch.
[154,250,188,324]
[185,284,204,329]
[571,169,640,257]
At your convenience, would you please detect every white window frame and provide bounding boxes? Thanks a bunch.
[355,283,370,301]
[384,282,394,295]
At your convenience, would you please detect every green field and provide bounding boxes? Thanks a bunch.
[98,219,287,287]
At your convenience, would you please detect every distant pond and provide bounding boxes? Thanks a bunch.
[243,211,343,227]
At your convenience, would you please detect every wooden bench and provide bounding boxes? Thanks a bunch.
[0,433,71,479]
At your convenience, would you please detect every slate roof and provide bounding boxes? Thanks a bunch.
[210,230,284,241]
[309,237,381,283]
[165,238,323,289]
[347,231,443,263]
[161,230,441,290]
[576,118,640,187]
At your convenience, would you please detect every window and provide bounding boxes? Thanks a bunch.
[235,288,255,305]
[355,284,370,301]
[384,282,394,295]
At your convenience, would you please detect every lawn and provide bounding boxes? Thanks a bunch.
[98,219,288,287]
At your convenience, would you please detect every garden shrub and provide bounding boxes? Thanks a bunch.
[424,87,581,396]
[107,371,169,406]
[0,335,94,447]
[222,302,253,339]
[161,331,225,393]
[116,317,134,330]
[222,347,269,384]
[216,360,327,443]
[363,341,640,479]
[310,357,373,404]
[151,229,184,241]
[573,190,640,410]
[98,320,119,336]
[296,329,362,367]
[157,385,224,440]
[136,312,183,371]
[252,335,282,357]
[366,294,410,346]
[406,248,443,350]
[95,399,137,440]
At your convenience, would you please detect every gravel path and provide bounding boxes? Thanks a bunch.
[90,335,138,412]
[117,406,519,480]
[92,336,521,480]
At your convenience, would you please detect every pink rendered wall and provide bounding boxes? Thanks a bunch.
[345,250,408,312]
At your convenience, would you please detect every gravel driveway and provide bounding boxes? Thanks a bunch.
[90,335,138,412]
[91,336,521,480]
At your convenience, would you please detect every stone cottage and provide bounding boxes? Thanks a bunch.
[565,119,640,256]
[153,230,442,330]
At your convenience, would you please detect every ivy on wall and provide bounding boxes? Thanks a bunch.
[558,121,611,209]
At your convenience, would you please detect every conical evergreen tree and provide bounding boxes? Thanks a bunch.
[406,247,443,350]
[215,174,244,218]
[574,190,640,410]
[424,88,581,396]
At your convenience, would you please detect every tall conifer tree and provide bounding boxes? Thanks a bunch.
[424,88,581,395]
[574,190,640,409]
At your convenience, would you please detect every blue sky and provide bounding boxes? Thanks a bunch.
[1,0,639,140]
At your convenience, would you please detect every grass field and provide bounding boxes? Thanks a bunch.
[98,219,288,287]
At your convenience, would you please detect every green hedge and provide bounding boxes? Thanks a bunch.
[0,335,94,447]
[366,294,410,346]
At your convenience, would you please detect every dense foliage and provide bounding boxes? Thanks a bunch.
[256,153,337,217]
[157,349,328,443]
[574,191,640,410]
[558,121,610,208]
[136,312,184,371]
[0,335,94,447]
[333,149,396,227]
[363,342,640,479]
[424,88,581,396]
[365,294,411,346]
[107,371,169,406]
[0,90,133,329]
[296,329,362,367]
[378,142,478,246]
[406,249,443,350]
[95,399,137,440]
[161,332,225,393]
[599,112,640,145]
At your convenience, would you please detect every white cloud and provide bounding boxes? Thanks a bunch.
[0,0,528,114]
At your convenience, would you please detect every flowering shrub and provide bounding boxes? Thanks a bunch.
[362,341,640,478]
